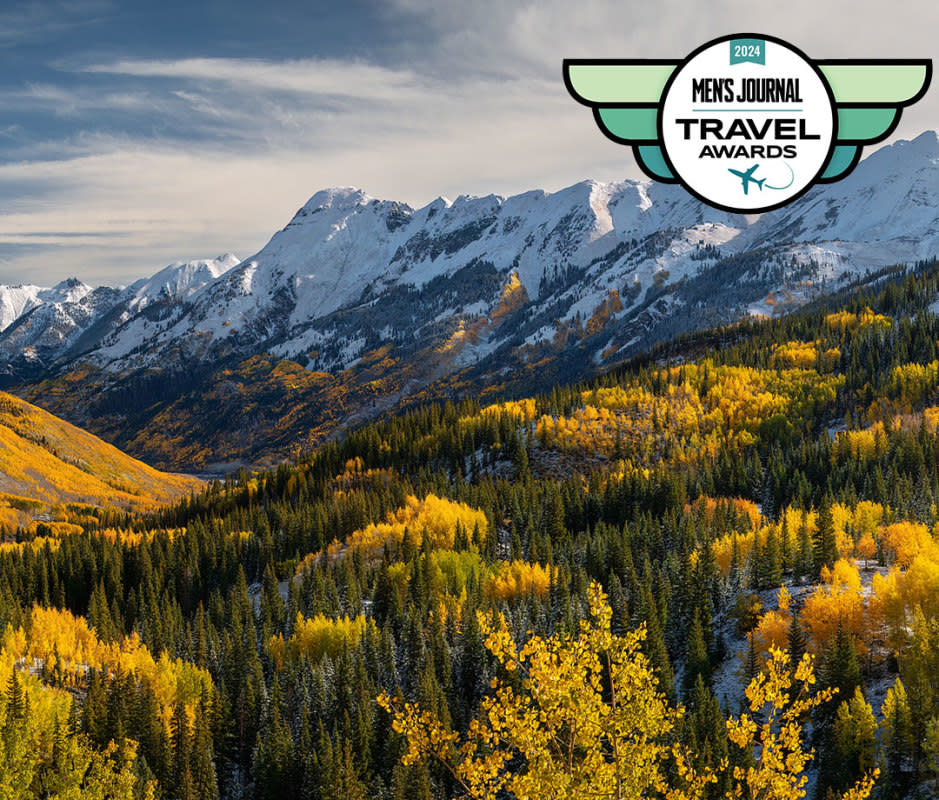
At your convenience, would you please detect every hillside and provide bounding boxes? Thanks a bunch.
[0,390,201,530]
[5,263,939,797]
[5,133,939,470]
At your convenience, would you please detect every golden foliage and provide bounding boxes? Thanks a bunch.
[772,340,840,371]
[585,289,624,337]
[882,521,939,567]
[753,587,793,657]
[0,652,151,799]
[485,560,552,601]
[711,500,892,578]
[489,271,529,327]
[380,582,875,800]
[873,556,939,648]
[380,581,711,800]
[479,397,537,422]
[3,606,212,725]
[801,560,866,652]
[690,496,762,529]
[0,391,201,523]
[924,405,939,433]
[834,423,889,462]
[727,646,877,800]
[298,494,488,569]
[886,360,939,409]
[269,613,369,669]
[535,361,841,466]
[825,308,892,333]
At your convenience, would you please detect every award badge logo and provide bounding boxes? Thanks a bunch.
[564,34,931,213]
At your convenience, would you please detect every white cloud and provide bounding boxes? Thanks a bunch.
[84,57,430,103]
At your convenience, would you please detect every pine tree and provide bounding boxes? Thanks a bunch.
[192,693,219,800]
[6,667,24,722]
[833,688,877,792]
[796,514,814,582]
[813,497,838,574]
[741,632,760,687]
[88,580,116,642]
[172,700,194,800]
[641,592,674,700]
[787,612,807,673]
[252,694,295,800]
[688,676,731,800]
[761,525,783,588]
[82,669,108,745]
[683,609,710,695]
[880,680,914,796]
[392,763,432,800]
[823,623,861,703]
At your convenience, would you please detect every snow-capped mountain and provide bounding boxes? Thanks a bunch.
[4,132,939,467]
[0,278,94,333]
[0,254,239,378]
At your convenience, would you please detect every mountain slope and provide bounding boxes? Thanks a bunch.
[0,391,202,529]
[5,133,939,469]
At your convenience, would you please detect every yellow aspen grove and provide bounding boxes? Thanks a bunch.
[379,582,877,800]
[380,581,711,800]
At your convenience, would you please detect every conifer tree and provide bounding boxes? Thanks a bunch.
[814,497,839,574]
[6,668,24,722]
[787,612,807,673]
[192,693,219,800]
[172,700,193,800]
[683,609,710,695]
[880,680,914,795]
[823,623,861,704]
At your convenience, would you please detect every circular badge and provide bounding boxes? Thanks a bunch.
[660,35,835,212]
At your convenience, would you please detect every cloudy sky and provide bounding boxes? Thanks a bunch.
[0,0,936,285]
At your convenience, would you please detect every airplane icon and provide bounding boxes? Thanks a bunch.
[728,164,765,194]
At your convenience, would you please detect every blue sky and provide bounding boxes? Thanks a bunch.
[0,0,936,285]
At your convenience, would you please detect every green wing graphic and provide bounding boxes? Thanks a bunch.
[815,62,931,181]
[563,61,679,182]
[563,59,932,185]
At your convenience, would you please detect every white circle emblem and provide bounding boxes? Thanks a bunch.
[660,37,835,212]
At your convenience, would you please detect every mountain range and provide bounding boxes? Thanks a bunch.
[3,131,939,471]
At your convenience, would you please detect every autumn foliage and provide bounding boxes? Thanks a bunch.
[381,582,875,800]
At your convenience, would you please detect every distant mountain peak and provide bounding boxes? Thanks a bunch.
[858,130,939,172]
[300,187,374,213]
[53,277,85,289]
[900,129,939,153]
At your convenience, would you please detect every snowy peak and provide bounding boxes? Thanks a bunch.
[0,278,93,334]
[0,285,44,332]
[889,130,939,160]
[0,253,242,375]
[299,186,374,213]
[127,253,241,311]
[46,277,92,303]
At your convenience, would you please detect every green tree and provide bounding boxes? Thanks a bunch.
[814,498,838,574]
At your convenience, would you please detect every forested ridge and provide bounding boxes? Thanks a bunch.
[5,263,939,797]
